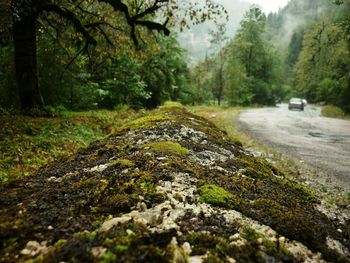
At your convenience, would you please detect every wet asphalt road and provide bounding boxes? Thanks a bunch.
[238,104,350,190]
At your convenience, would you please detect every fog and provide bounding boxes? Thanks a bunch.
[177,0,250,65]
[178,0,290,65]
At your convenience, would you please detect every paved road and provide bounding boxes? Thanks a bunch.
[238,104,350,190]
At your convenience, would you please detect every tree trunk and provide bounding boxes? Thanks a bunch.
[13,15,43,111]
[217,64,223,106]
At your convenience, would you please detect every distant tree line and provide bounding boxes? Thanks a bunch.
[191,0,350,113]
[268,0,350,112]
[190,5,282,107]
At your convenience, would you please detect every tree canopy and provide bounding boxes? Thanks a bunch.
[0,0,226,112]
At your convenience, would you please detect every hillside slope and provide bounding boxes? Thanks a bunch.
[0,105,349,262]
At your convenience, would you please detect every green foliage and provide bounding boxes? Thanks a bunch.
[265,0,350,112]
[188,58,216,105]
[97,54,149,109]
[224,6,280,106]
[293,18,350,111]
[1,1,197,111]
[99,251,116,263]
[0,109,136,180]
[321,105,347,119]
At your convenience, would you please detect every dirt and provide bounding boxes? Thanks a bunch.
[0,105,349,262]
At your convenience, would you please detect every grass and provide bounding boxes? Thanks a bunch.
[188,105,254,147]
[321,105,350,120]
[0,108,138,182]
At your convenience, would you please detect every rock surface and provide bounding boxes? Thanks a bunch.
[0,105,349,262]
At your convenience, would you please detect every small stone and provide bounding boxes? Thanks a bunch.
[149,214,162,226]
[226,257,236,263]
[99,216,132,232]
[337,229,342,233]
[189,256,204,263]
[20,248,32,256]
[20,240,48,257]
[256,238,263,245]
[164,181,172,191]
[229,233,240,241]
[278,236,286,245]
[182,242,192,255]
[230,239,246,247]
[126,229,135,235]
[48,225,54,230]
[137,202,147,212]
[91,247,107,258]
[134,217,148,226]
[89,164,108,173]
[130,210,140,218]
[171,237,178,245]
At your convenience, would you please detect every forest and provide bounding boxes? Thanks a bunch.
[0,0,349,114]
[192,0,350,112]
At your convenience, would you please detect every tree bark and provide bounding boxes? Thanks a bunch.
[13,15,43,111]
[217,64,223,106]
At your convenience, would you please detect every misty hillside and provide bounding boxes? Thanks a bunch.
[177,0,251,64]
[266,0,340,52]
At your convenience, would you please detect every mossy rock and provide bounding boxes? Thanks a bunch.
[0,105,349,262]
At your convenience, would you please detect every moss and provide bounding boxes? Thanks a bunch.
[54,239,67,248]
[108,158,135,168]
[117,112,173,132]
[161,101,184,108]
[115,244,128,252]
[198,184,239,209]
[142,141,190,155]
[99,251,116,263]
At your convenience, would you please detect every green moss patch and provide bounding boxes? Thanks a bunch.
[117,112,173,132]
[199,184,239,209]
[142,141,189,155]
[108,158,135,168]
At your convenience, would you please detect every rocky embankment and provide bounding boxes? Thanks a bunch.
[0,104,349,262]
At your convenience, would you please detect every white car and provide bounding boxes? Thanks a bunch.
[288,98,304,111]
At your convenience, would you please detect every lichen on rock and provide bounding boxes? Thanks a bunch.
[0,104,349,262]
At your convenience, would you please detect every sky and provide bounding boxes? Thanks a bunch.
[245,0,290,13]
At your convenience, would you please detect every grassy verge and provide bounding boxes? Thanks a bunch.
[0,109,138,182]
[188,105,254,147]
[321,105,350,120]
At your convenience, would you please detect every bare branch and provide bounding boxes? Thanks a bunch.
[38,4,97,45]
